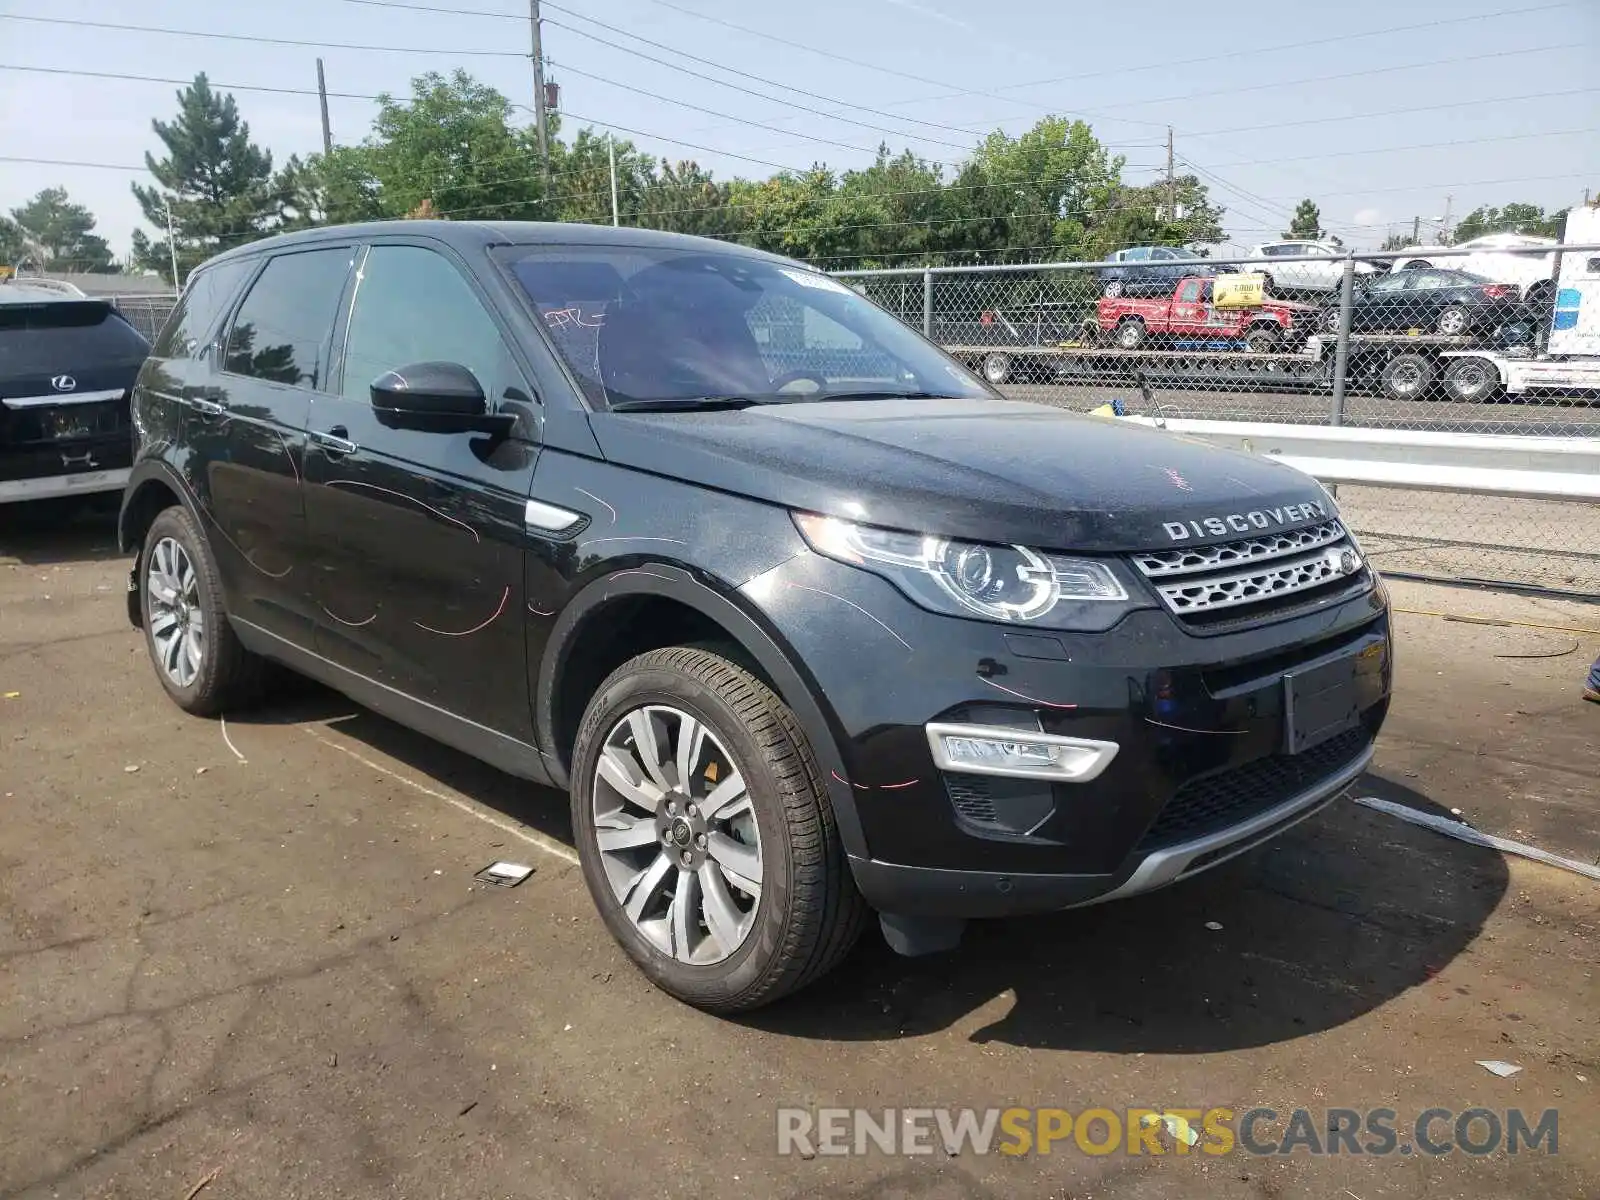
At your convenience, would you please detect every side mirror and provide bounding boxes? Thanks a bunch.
[370,361,515,436]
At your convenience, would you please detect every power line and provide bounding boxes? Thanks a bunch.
[539,16,973,151]
[957,2,1578,105]
[341,0,1157,126]
[547,61,911,159]
[0,12,525,58]
[994,43,1576,130]
[1179,87,1600,142]
[1202,127,1597,172]
[535,4,993,141]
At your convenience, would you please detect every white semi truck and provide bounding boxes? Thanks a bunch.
[1436,205,1600,402]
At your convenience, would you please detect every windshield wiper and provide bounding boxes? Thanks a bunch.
[812,390,955,401]
[606,395,769,412]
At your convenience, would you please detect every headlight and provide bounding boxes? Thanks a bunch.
[794,512,1132,629]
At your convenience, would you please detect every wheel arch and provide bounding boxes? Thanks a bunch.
[118,462,204,629]
[535,563,869,859]
[119,460,201,556]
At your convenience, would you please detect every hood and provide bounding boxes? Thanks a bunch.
[588,397,1335,553]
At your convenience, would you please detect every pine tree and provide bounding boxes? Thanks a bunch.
[131,73,285,283]
[9,188,115,272]
[1283,199,1323,241]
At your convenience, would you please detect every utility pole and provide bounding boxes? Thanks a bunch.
[316,58,333,156]
[528,0,550,181]
[1440,194,1453,241]
[162,200,181,293]
[1165,126,1175,223]
[1411,214,1420,244]
[608,132,620,227]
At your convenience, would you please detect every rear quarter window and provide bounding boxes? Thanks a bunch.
[152,257,257,359]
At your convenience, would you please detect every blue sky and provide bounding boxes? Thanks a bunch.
[1,0,1596,263]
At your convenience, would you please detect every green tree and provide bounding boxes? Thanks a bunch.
[8,188,115,272]
[1451,202,1565,242]
[634,160,741,239]
[1,215,31,268]
[1380,230,1417,251]
[1283,199,1323,240]
[275,149,385,228]
[1085,173,1225,259]
[963,117,1123,263]
[357,70,548,221]
[131,73,285,282]
[835,147,950,267]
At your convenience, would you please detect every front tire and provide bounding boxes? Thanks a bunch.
[139,505,264,715]
[571,646,866,1012]
[1245,325,1281,354]
[982,351,1012,385]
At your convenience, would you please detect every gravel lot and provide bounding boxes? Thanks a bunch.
[2,504,1596,1199]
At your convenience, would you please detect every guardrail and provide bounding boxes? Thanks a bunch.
[1122,418,1600,502]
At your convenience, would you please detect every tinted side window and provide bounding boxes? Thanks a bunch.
[153,257,255,358]
[1177,280,1201,302]
[223,247,353,388]
[339,245,515,403]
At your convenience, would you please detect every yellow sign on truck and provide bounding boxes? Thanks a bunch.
[1213,272,1266,309]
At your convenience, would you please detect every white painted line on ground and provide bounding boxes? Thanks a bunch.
[1354,795,1600,882]
[301,726,580,866]
[220,715,248,764]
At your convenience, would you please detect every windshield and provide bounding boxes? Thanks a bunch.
[503,245,992,409]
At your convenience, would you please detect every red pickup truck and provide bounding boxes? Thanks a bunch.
[1097,275,1316,352]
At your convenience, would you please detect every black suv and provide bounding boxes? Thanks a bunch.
[120,222,1391,1012]
[2,284,150,504]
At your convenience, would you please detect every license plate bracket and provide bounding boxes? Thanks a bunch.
[1283,643,1383,754]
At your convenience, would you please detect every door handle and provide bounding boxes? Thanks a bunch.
[312,427,358,456]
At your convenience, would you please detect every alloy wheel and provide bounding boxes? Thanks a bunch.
[591,705,762,965]
[146,536,205,688]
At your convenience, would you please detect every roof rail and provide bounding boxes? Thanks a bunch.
[5,275,88,297]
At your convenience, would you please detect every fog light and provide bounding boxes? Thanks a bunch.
[926,722,1119,783]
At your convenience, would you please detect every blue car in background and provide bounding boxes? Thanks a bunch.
[1097,246,1213,298]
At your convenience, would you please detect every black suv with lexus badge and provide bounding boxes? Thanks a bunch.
[119,222,1391,1012]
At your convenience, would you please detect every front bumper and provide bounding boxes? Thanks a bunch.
[741,550,1391,918]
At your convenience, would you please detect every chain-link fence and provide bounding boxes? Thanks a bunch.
[835,244,1600,597]
[110,293,179,343]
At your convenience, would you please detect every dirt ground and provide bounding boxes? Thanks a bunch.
[2,502,1596,1200]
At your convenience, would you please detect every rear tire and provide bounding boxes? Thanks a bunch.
[1380,352,1436,402]
[1116,319,1147,350]
[1103,280,1124,298]
[1436,306,1470,336]
[1442,357,1503,403]
[138,505,265,715]
[571,646,866,1013]
[981,351,1012,385]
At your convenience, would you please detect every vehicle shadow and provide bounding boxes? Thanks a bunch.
[237,685,577,849]
[230,685,1506,1054]
[0,496,124,565]
[747,774,1506,1052]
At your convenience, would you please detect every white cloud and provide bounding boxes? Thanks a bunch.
[1353,207,1383,227]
